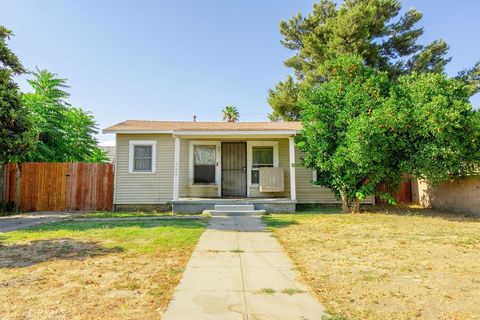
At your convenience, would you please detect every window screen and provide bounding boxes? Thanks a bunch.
[194,145,216,184]
[251,146,273,184]
[133,145,153,172]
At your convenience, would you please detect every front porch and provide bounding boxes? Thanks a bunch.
[172,132,298,213]
[172,197,296,214]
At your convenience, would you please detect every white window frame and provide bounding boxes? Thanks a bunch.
[128,140,157,174]
[247,141,279,192]
[312,169,322,187]
[188,141,221,189]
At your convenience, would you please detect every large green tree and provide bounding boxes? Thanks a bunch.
[23,69,108,162]
[0,26,33,163]
[298,56,480,213]
[268,0,479,121]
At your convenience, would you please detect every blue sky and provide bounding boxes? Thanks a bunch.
[1,0,479,143]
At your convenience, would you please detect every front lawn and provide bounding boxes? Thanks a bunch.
[263,207,480,320]
[0,219,206,319]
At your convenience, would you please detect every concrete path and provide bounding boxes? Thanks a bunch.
[163,215,325,320]
[0,212,73,233]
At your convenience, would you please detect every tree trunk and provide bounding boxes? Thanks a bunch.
[340,192,350,213]
[14,164,21,213]
[351,197,361,214]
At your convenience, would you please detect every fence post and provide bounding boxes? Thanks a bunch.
[14,164,22,213]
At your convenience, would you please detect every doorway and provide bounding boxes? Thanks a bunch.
[221,142,247,197]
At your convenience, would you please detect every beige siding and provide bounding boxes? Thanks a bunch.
[295,146,338,203]
[115,134,174,204]
[115,134,373,204]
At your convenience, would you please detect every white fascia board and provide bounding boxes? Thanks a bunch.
[102,130,173,134]
[173,130,300,136]
[103,129,301,136]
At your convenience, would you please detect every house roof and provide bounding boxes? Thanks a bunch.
[103,120,303,134]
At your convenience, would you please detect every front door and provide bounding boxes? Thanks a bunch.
[221,142,247,197]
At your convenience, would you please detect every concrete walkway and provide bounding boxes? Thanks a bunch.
[163,215,325,320]
[0,212,73,233]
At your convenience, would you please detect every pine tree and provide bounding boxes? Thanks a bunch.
[0,26,33,163]
[269,0,454,121]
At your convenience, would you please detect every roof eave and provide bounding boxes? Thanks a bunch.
[102,129,301,136]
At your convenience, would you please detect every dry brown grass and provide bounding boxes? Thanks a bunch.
[264,207,480,320]
[0,219,206,320]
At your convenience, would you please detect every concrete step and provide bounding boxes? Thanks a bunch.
[204,209,266,216]
[214,204,255,211]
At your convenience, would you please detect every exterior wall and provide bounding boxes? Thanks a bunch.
[115,134,374,205]
[115,134,174,204]
[294,146,375,204]
[295,147,338,203]
[413,178,480,216]
[178,138,291,198]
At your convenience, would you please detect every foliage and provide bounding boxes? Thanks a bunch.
[267,76,300,121]
[222,105,239,122]
[268,0,470,121]
[23,69,108,162]
[297,56,480,213]
[456,61,480,96]
[297,56,394,212]
[0,26,34,163]
[392,72,480,183]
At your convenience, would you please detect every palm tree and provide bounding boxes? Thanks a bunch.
[222,105,239,122]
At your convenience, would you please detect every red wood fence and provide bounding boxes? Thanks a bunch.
[0,163,114,212]
[376,178,412,205]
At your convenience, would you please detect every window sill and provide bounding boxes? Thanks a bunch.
[189,184,218,187]
[128,171,156,174]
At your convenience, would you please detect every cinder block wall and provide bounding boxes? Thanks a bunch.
[412,177,480,216]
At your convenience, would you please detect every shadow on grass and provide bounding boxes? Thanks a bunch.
[0,238,123,268]
[262,217,299,229]
[364,205,480,222]
[295,204,343,214]
[18,218,208,233]
[294,203,479,222]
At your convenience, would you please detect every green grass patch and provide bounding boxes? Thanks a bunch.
[75,211,175,219]
[1,219,206,254]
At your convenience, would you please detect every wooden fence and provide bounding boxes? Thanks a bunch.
[376,178,412,205]
[0,162,114,212]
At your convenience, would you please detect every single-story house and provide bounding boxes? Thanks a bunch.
[103,120,374,213]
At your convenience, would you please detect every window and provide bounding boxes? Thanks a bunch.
[193,145,216,184]
[133,146,152,171]
[129,140,156,173]
[247,141,279,190]
[251,146,274,184]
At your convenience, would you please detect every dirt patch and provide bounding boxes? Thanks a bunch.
[265,212,480,320]
[0,238,121,268]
